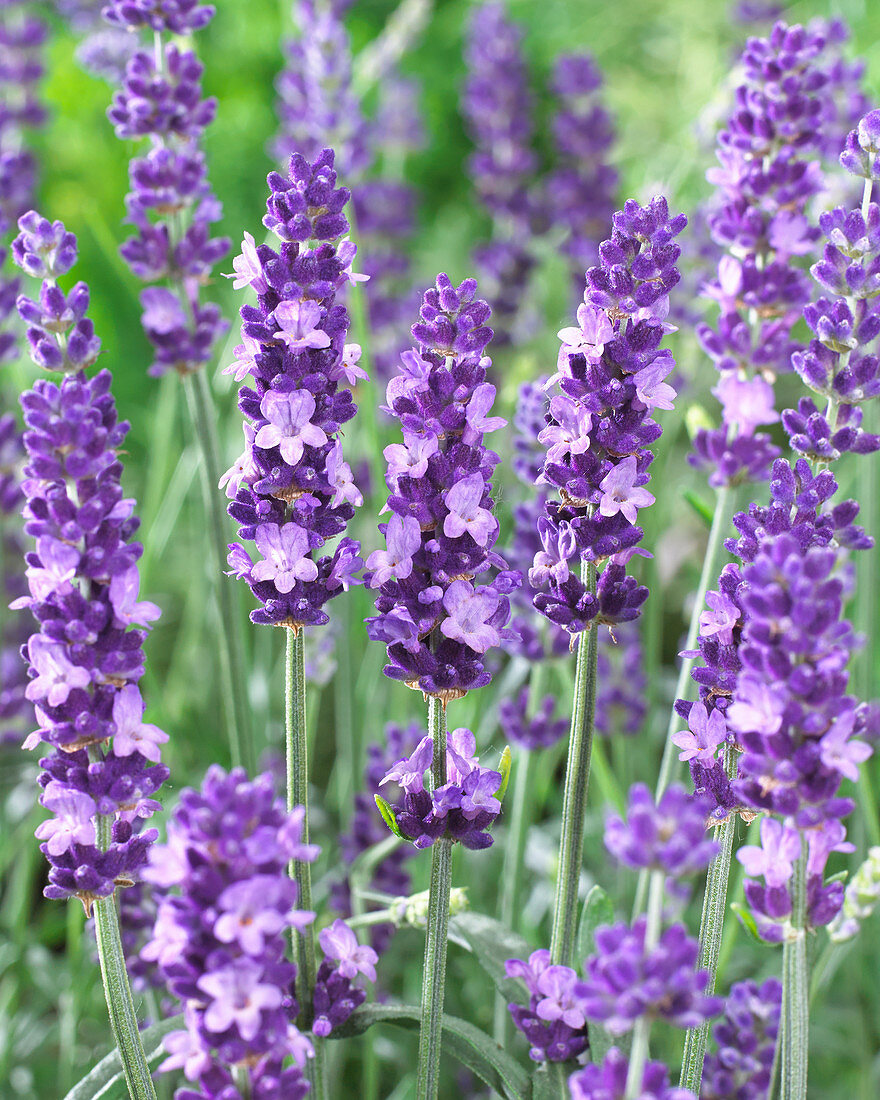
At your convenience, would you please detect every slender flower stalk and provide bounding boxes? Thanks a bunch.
[528,197,685,973]
[549,562,598,968]
[285,626,325,1095]
[11,213,167,1097]
[678,745,738,1093]
[367,273,515,1098]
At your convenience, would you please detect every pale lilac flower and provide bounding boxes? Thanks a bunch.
[225,231,268,294]
[538,395,592,462]
[699,589,740,645]
[633,359,677,412]
[367,513,422,587]
[380,735,434,793]
[463,382,506,442]
[557,301,613,361]
[25,636,91,707]
[326,441,362,507]
[713,373,780,437]
[218,423,259,499]
[254,389,328,466]
[108,566,162,627]
[223,334,262,381]
[727,674,786,736]
[330,342,368,386]
[214,877,290,955]
[35,784,97,856]
[198,960,284,1041]
[159,1029,213,1082]
[598,457,655,524]
[251,523,319,591]
[737,817,803,888]
[459,768,502,820]
[440,580,501,653]
[336,238,369,286]
[672,702,728,765]
[443,473,497,545]
[318,918,378,982]
[535,966,587,1030]
[272,299,332,352]
[820,711,873,783]
[384,433,439,483]
[112,685,169,762]
[529,517,577,587]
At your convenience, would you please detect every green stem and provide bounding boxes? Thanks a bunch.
[624,870,665,1098]
[285,628,325,1098]
[92,813,157,1100]
[679,745,738,1093]
[634,485,733,920]
[416,695,452,1100]
[780,845,809,1100]
[182,370,253,773]
[549,560,599,969]
[492,744,532,1048]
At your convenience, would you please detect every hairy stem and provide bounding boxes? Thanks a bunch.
[416,695,451,1100]
[92,812,157,1100]
[183,370,253,773]
[550,560,599,968]
[780,844,809,1100]
[285,627,325,1097]
[679,745,738,1092]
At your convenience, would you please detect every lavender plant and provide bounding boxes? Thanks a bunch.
[12,213,167,1098]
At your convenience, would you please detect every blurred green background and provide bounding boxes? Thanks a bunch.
[3,0,880,1096]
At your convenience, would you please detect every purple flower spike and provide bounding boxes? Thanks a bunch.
[576,919,723,1034]
[378,728,504,850]
[145,766,314,1096]
[531,197,684,639]
[604,783,718,878]
[225,149,366,632]
[570,1047,696,1099]
[11,218,168,910]
[102,1,229,376]
[702,979,781,1100]
[366,274,519,701]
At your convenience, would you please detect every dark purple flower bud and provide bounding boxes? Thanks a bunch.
[702,979,781,1100]
[499,689,568,751]
[505,949,589,1063]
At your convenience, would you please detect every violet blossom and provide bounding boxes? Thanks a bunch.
[224,149,366,631]
[365,273,520,700]
[102,0,229,375]
[11,213,169,909]
[144,766,315,1098]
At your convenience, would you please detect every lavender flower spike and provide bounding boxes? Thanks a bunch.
[12,212,168,910]
[144,767,315,1098]
[531,197,686,638]
[225,149,367,632]
[366,273,520,700]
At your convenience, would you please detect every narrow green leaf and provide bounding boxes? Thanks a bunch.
[374,794,406,841]
[575,884,614,968]
[683,489,715,527]
[449,910,533,1003]
[731,901,774,946]
[63,1015,181,1100]
[575,885,617,1064]
[331,1003,530,1100]
[497,745,512,802]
